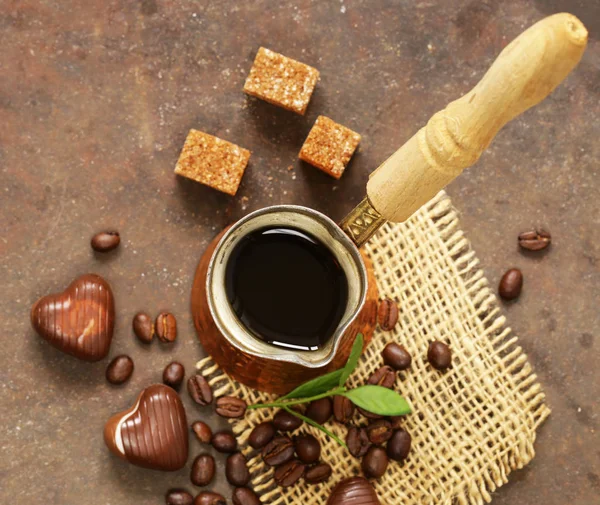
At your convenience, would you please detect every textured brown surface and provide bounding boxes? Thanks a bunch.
[0,1,598,505]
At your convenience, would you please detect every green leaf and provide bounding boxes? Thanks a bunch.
[280,369,344,400]
[342,385,411,416]
[339,333,364,386]
[283,406,347,449]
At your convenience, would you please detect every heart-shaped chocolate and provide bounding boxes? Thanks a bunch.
[31,273,115,361]
[327,477,381,505]
[104,384,189,471]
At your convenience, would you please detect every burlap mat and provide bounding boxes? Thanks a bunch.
[196,191,550,505]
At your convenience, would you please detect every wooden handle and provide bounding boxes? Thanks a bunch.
[366,13,587,223]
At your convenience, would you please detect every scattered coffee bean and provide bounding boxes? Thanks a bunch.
[211,431,237,453]
[91,231,120,252]
[262,436,295,466]
[361,446,388,479]
[216,396,247,418]
[166,489,194,505]
[333,395,355,423]
[156,312,177,343]
[356,407,383,419]
[193,491,226,505]
[358,407,383,420]
[518,229,551,251]
[387,428,411,462]
[295,434,321,463]
[274,459,306,487]
[304,462,332,484]
[248,421,275,449]
[226,452,250,487]
[273,409,303,431]
[388,416,404,431]
[347,426,371,458]
[499,268,523,300]
[232,487,261,505]
[105,355,134,385]
[163,362,185,389]
[190,454,215,487]
[305,397,333,424]
[367,365,396,388]
[378,298,399,331]
[366,419,393,445]
[132,312,154,344]
[382,343,412,371]
[192,421,213,444]
[427,340,452,370]
[187,375,213,406]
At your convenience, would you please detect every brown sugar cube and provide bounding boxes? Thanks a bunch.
[299,116,361,179]
[243,47,319,115]
[174,129,251,196]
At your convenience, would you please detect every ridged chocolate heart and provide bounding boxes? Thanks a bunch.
[327,477,381,505]
[104,384,189,471]
[30,273,115,361]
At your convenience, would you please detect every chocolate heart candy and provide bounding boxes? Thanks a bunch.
[30,273,115,361]
[104,384,189,471]
[327,477,381,505]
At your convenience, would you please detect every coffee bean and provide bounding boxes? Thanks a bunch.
[191,454,215,487]
[305,397,332,424]
[211,431,237,453]
[156,312,177,343]
[163,362,185,389]
[192,421,213,444]
[333,395,355,423]
[274,459,305,487]
[346,426,371,458]
[295,434,321,463]
[248,421,275,449]
[132,312,154,344]
[166,489,194,505]
[193,491,226,505]
[377,298,398,331]
[518,229,551,251]
[499,268,523,300]
[367,365,396,388]
[382,343,412,371]
[304,463,332,484]
[232,487,261,505]
[105,355,134,385]
[187,375,213,406]
[273,409,302,431]
[366,419,393,445]
[226,452,250,486]
[388,416,404,431]
[358,407,383,420]
[427,340,452,370]
[262,436,294,466]
[361,446,388,479]
[216,396,247,419]
[387,428,411,462]
[91,231,120,252]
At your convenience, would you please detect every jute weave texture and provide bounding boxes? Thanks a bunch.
[197,191,550,505]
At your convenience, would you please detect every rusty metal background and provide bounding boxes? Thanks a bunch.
[1,1,598,504]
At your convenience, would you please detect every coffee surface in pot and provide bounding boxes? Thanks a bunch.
[225,227,348,351]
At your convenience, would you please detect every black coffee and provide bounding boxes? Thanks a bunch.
[225,227,348,351]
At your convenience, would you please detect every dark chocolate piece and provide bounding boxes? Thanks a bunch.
[103,384,188,471]
[31,273,115,361]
